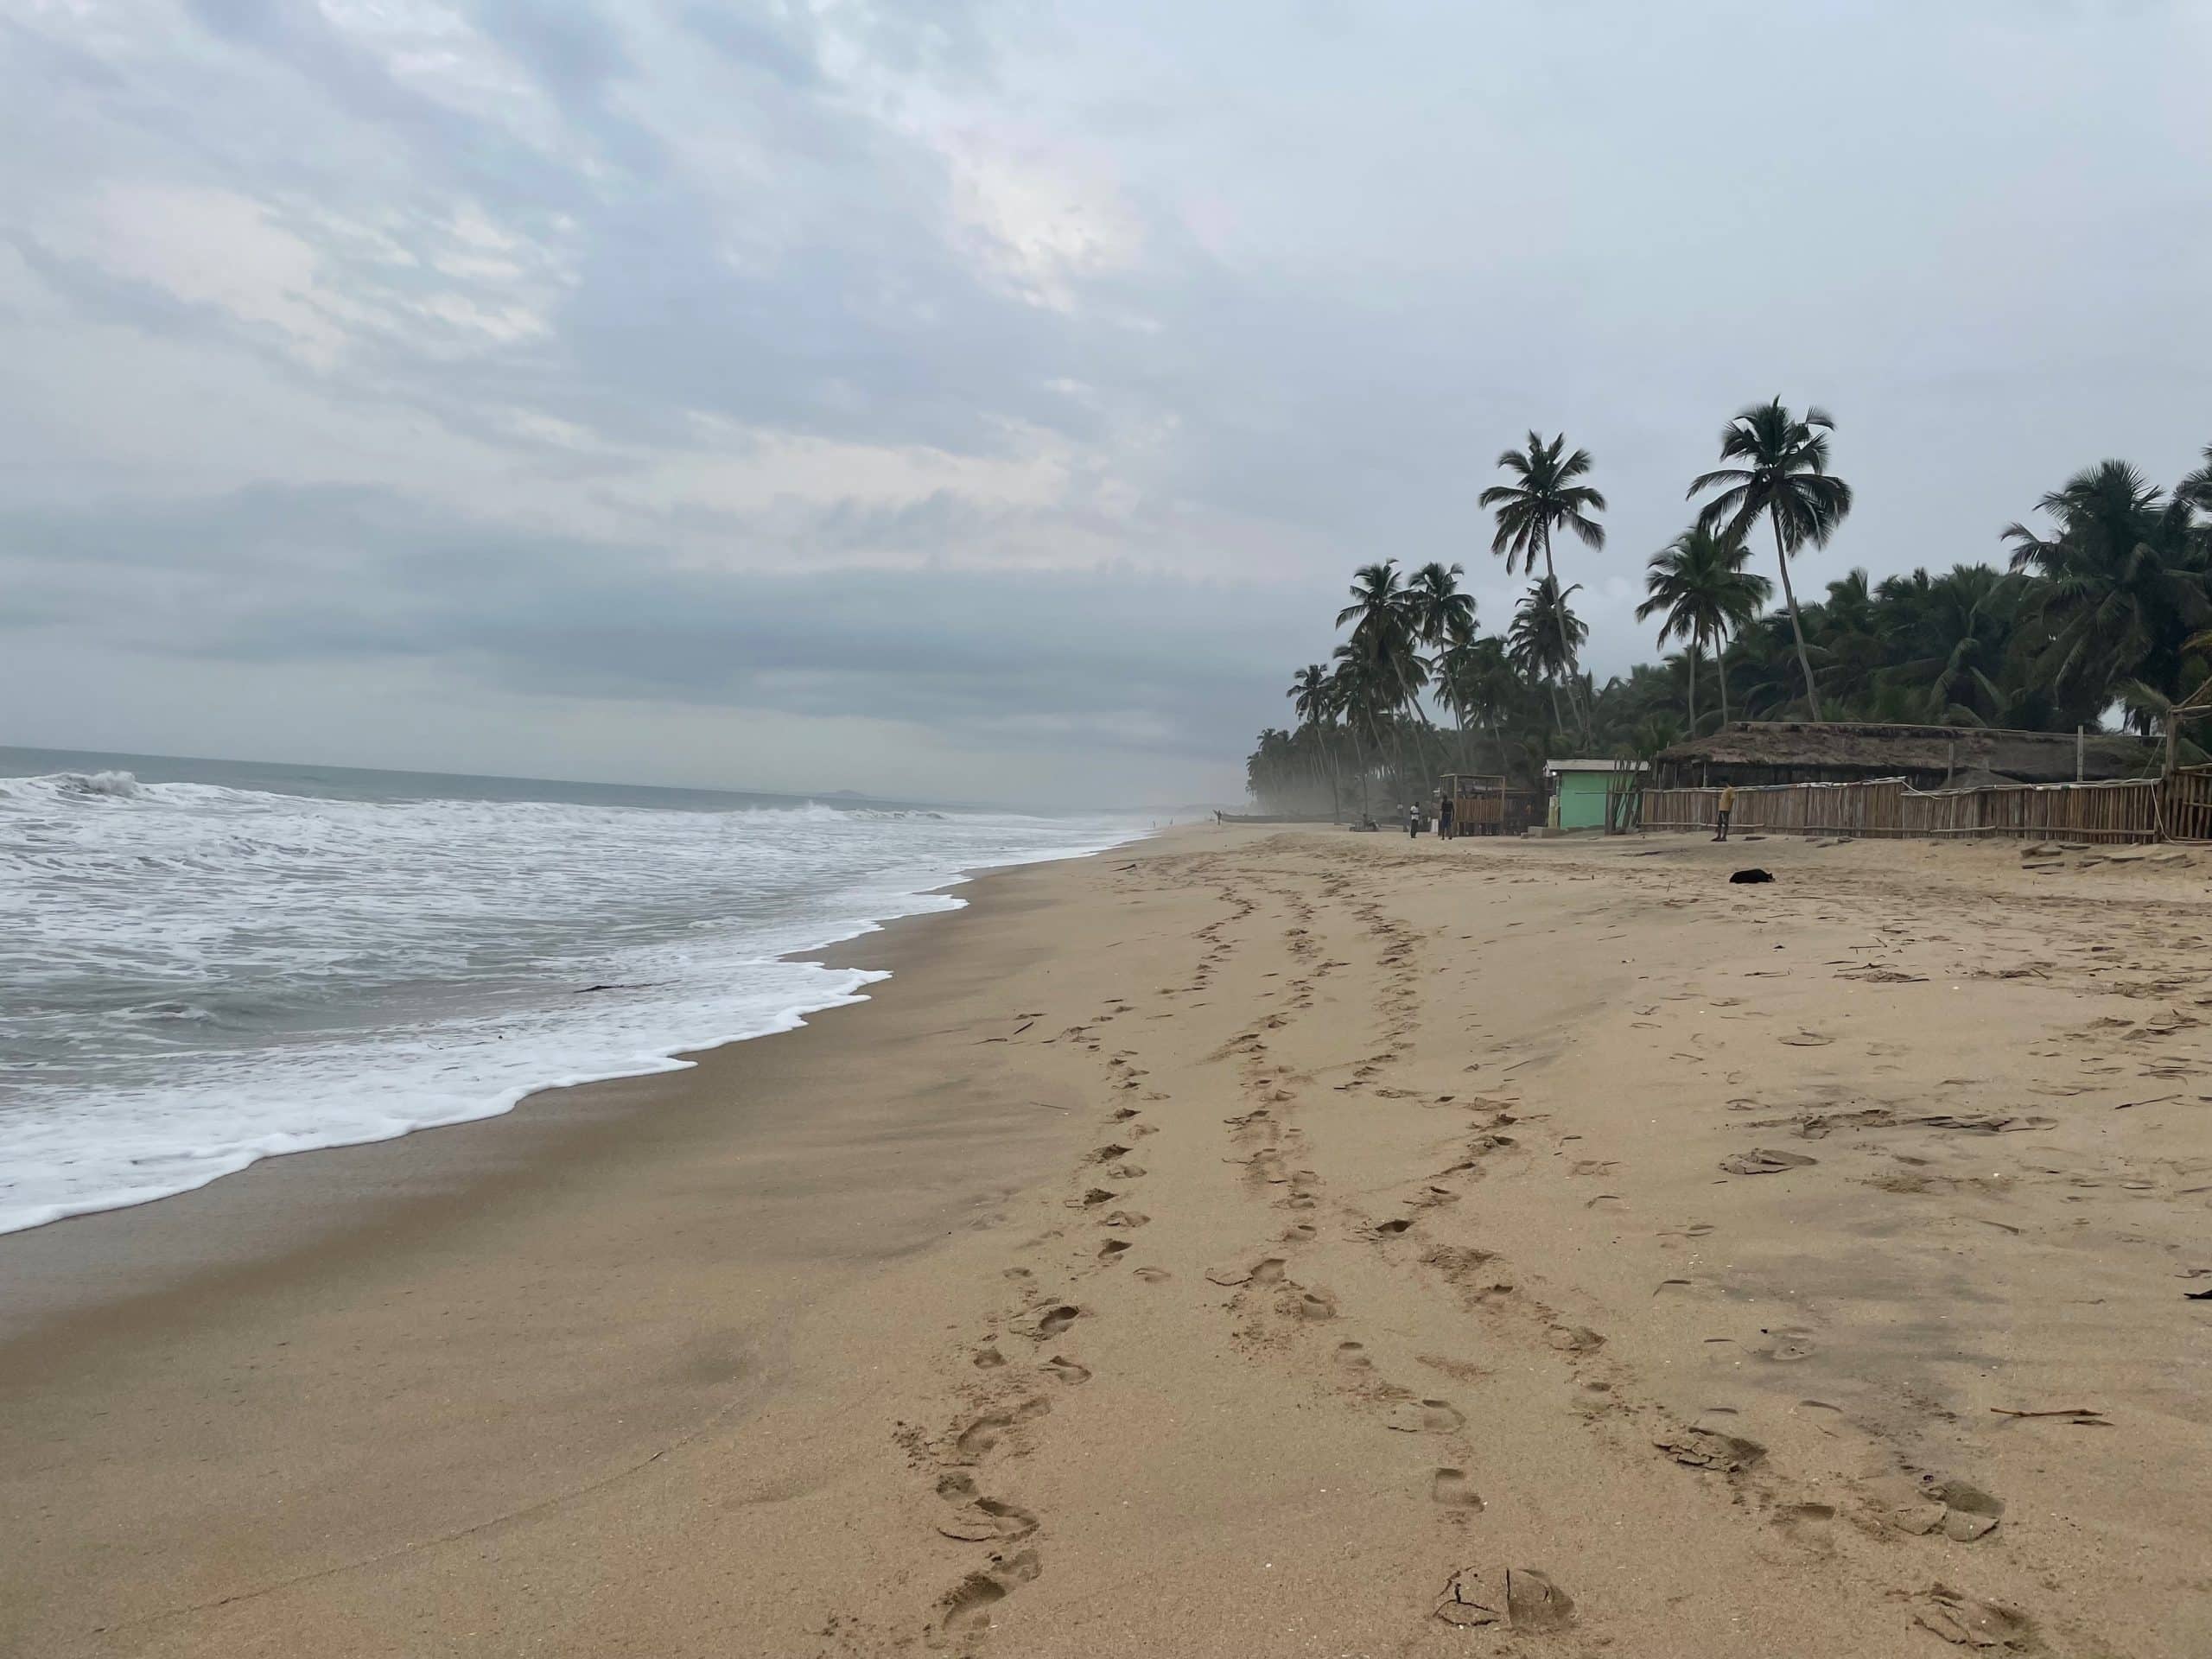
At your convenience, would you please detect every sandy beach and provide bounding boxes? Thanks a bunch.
[5,825,2210,1657]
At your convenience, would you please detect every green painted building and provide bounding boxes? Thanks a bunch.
[1543,760,1645,831]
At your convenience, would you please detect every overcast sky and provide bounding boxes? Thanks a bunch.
[3,1,2208,805]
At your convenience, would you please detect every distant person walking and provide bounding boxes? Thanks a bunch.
[1439,796,1453,838]
[1713,783,1736,842]
[1408,803,1421,839]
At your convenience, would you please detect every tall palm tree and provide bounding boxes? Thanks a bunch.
[1507,577,1587,731]
[1688,398,1853,720]
[1635,527,1770,737]
[1408,561,1478,654]
[2003,459,2212,728]
[1329,644,1386,818]
[1336,561,1431,785]
[1287,663,1341,818]
[1479,433,1605,740]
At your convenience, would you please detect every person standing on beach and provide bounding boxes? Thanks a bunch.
[1713,783,1736,842]
[1439,795,1453,839]
[1408,803,1421,838]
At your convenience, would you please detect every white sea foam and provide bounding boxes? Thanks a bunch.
[0,770,1145,1233]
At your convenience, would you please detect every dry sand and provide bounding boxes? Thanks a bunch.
[5,825,2211,1657]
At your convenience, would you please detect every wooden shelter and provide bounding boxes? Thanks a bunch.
[1653,721,2156,791]
[1439,773,1541,836]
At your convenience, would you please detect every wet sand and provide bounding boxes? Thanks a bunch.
[4,825,2209,1656]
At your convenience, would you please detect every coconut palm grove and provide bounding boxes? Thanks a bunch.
[1244,400,2212,817]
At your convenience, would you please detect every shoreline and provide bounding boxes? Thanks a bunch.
[7,826,2209,1656]
[0,834,1151,1342]
[0,819,1148,1245]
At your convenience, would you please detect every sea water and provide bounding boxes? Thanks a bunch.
[0,747,1146,1234]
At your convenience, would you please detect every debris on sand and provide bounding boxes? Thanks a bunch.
[1730,868,1775,884]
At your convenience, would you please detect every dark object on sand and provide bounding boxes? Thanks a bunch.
[1729,868,1774,884]
[2187,1288,2212,1301]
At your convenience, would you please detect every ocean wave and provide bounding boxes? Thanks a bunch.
[0,770,1146,1233]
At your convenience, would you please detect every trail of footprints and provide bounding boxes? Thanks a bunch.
[914,844,2038,1650]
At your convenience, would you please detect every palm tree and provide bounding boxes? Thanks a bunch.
[1479,433,1605,739]
[1880,565,2016,724]
[1329,645,1386,818]
[2179,445,2212,512]
[1816,569,1885,715]
[1408,561,1478,654]
[2003,459,2212,728]
[1508,577,1587,731]
[1287,663,1341,818]
[1688,399,1853,720]
[1635,528,1770,737]
[1336,561,1432,785]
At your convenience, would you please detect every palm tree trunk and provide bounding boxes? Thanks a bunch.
[1541,524,1591,744]
[1716,633,1732,729]
[1770,512,1824,720]
[1688,637,1700,737]
[1324,724,1343,822]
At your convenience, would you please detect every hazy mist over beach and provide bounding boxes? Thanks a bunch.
[3,3,2208,803]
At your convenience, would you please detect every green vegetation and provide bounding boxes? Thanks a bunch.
[1244,416,2212,816]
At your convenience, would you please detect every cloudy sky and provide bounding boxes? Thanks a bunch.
[3,1,2208,805]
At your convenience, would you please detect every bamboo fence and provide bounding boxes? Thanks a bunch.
[1638,779,1905,838]
[1638,775,2177,844]
[2164,766,2212,842]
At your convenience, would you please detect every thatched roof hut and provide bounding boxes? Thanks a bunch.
[1652,721,2156,790]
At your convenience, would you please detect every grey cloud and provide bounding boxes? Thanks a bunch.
[676,5,823,86]
[0,486,1298,761]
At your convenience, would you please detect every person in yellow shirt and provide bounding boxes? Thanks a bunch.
[1713,782,1737,842]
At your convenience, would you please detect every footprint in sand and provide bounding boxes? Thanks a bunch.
[1771,1502,1837,1553]
[1755,1326,1819,1363]
[1335,1341,1373,1370]
[1041,1355,1091,1386]
[1100,1210,1148,1230]
[1372,1217,1415,1237]
[1133,1267,1173,1284]
[939,1549,1041,1638]
[1096,1240,1132,1263]
[1106,1163,1147,1180]
[1290,1288,1336,1319]
[1204,1257,1286,1288]
[1430,1468,1484,1509]
[953,1400,1049,1463]
[1433,1567,1575,1633]
[1874,1474,2005,1541]
[1033,1306,1082,1339]
[972,1346,1006,1370]
[1656,1427,1766,1473]
[934,1475,1039,1542]
[1914,1586,2036,1650]
[1385,1398,1466,1433]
